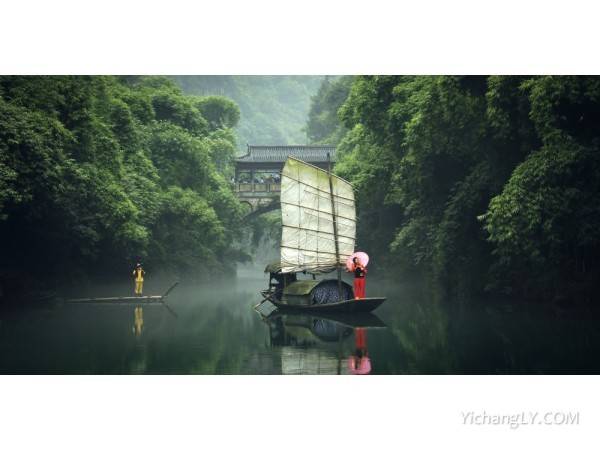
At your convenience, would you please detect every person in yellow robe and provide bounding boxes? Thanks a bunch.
[133,263,145,296]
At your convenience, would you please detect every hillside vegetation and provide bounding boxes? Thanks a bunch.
[307,76,600,300]
[0,76,245,293]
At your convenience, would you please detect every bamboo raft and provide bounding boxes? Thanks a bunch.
[65,282,179,304]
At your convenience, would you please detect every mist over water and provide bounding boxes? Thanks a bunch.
[1,264,600,374]
[1,75,599,375]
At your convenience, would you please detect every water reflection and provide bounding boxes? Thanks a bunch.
[348,328,371,375]
[133,306,144,337]
[2,275,600,374]
[266,313,385,375]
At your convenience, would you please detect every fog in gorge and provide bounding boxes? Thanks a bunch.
[1,75,600,374]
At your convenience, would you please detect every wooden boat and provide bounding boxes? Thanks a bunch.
[258,156,386,313]
[270,296,386,313]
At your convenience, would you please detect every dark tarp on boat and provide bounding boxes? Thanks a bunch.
[311,279,353,305]
[279,278,354,305]
[283,280,320,296]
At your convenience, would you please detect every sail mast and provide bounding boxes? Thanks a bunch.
[327,153,343,299]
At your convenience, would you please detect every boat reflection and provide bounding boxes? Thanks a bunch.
[265,312,385,375]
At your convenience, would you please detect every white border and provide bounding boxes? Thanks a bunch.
[0,376,596,449]
[1,0,600,74]
[1,1,599,448]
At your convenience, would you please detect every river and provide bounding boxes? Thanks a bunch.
[1,266,599,374]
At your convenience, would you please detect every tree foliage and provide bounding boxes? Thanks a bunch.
[192,96,240,131]
[173,76,323,149]
[0,76,244,287]
[305,76,354,145]
[311,75,600,299]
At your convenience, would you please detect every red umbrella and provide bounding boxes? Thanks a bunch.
[346,251,369,271]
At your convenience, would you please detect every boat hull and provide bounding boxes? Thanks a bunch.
[270,297,386,313]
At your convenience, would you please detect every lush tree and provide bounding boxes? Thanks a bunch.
[321,75,600,300]
[305,76,354,145]
[192,96,240,131]
[173,76,323,149]
[0,76,245,296]
[484,76,600,297]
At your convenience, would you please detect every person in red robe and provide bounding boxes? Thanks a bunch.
[350,257,367,299]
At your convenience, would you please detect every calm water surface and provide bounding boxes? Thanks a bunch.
[1,269,600,374]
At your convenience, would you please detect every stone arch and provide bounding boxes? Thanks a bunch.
[245,199,280,219]
[239,200,254,213]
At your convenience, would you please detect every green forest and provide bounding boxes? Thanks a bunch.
[0,76,246,294]
[307,75,600,300]
[1,75,599,303]
[173,76,323,150]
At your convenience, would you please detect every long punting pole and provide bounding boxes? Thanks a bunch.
[327,153,343,300]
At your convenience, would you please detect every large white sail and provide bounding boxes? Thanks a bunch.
[280,157,356,274]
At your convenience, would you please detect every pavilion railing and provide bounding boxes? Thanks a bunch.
[235,183,281,193]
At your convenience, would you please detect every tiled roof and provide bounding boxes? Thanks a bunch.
[236,145,336,163]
